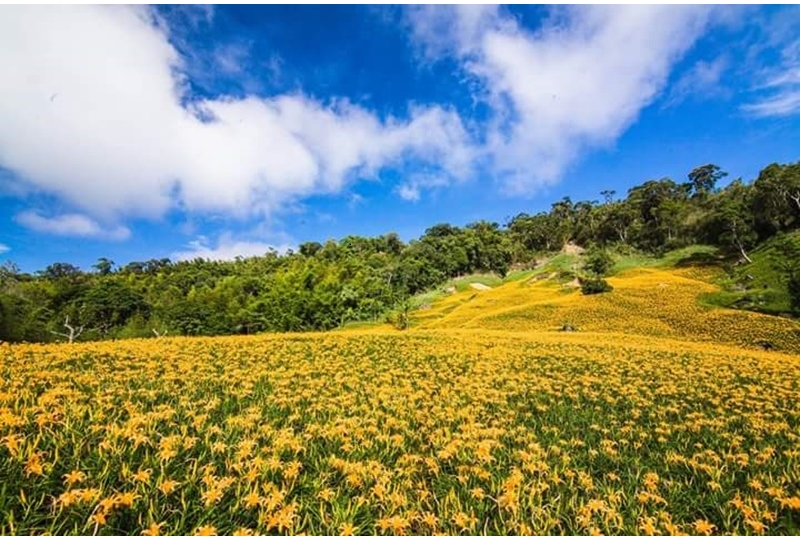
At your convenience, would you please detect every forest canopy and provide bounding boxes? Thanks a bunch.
[1,160,799,342]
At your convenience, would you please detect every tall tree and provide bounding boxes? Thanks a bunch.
[92,258,115,276]
[688,163,727,198]
[705,179,757,263]
[753,162,800,236]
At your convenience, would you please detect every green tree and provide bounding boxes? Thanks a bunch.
[705,179,757,263]
[508,212,558,254]
[753,162,800,236]
[688,163,726,198]
[584,249,613,277]
[550,197,576,247]
[81,279,149,336]
[92,258,115,276]
[595,200,637,245]
[299,241,323,258]
[627,178,689,252]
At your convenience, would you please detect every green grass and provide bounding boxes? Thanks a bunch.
[542,253,581,273]
[500,269,538,283]
[408,289,447,310]
[610,245,720,275]
[337,320,384,331]
[450,273,505,291]
[705,232,800,316]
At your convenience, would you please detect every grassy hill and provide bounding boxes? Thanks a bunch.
[3,244,800,535]
[703,231,800,316]
[396,244,800,354]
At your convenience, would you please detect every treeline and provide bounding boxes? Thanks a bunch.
[1,161,798,342]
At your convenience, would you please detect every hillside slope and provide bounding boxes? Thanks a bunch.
[707,231,800,316]
[409,265,800,354]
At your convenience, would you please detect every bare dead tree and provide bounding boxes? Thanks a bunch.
[50,316,84,344]
[789,190,800,212]
[152,328,168,338]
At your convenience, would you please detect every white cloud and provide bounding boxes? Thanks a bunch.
[0,5,726,222]
[213,42,252,77]
[407,5,713,192]
[397,184,420,202]
[759,68,800,89]
[743,90,800,117]
[0,243,9,254]
[15,211,131,240]
[396,173,450,202]
[664,56,729,107]
[743,53,800,117]
[0,6,474,225]
[172,234,293,262]
[347,193,365,210]
[739,7,800,117]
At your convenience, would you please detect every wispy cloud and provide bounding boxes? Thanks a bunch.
[743,60,800,117]
[210,41,253,81]
[0,243,9,254]
[397,184,420,202]
[396,173,450,202]
[743,89,800,117]
[172,233,293,262]
[664,56,729,108]
[15,211,130,240]
[740,7,800,117]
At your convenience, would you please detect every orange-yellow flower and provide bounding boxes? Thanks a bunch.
[158,479,179,496]
[339,523,357,536]
[693,519,716,535]
[195,525,217,536]
[131,468,151,484]
[142,522,165,536]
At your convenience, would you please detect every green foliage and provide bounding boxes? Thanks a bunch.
[752,162,800,237]
[583,249,613,276]
[609,245,719,275]
[701,231,800,316]
[579,277,614,295]
[395,305,410,330]
[788,272,800,316]
[702,179,758,262]
[688,163,726,198]
[2,159,800,342]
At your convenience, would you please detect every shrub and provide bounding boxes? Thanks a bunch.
[584,249,614,277]
[580,277,614,295]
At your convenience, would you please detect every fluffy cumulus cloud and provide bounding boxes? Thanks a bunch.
[171,233,292,262]
[0,5,721,232]
[407,5,713,192]
[0,5,474,233]
[15,211,131,240]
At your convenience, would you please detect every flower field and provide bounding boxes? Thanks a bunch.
[418,267,800,354]
[2,328,800,535]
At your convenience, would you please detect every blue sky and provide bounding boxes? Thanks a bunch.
[1,5,799,273]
